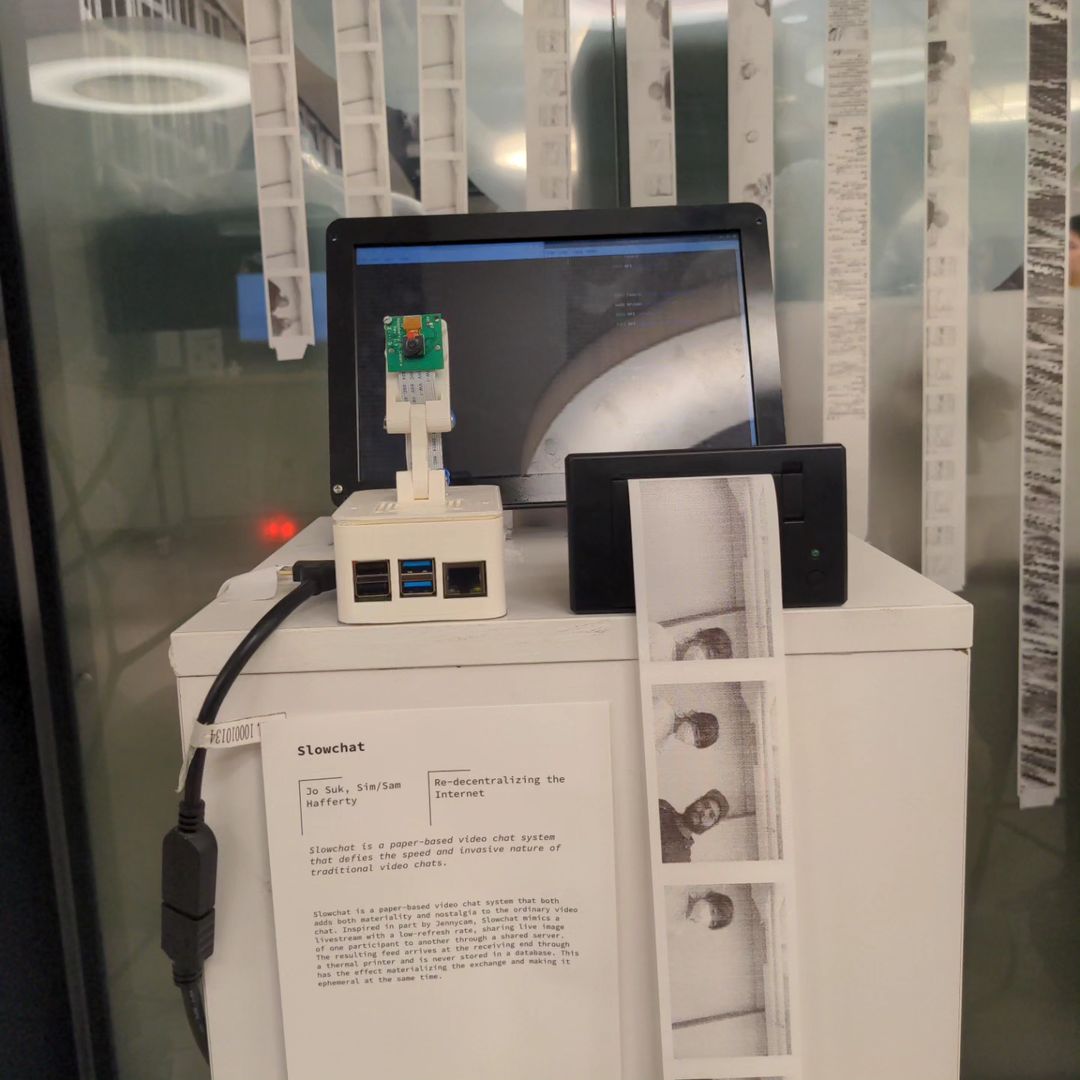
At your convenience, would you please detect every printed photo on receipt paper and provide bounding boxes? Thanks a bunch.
[653,683,782,863]
[927,39,964,109]
[637,476,775,662]
[665,882,792,1060]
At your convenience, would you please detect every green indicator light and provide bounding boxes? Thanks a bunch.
[810,548,822,560]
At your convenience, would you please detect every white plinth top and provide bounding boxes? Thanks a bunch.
[170,518,972,678]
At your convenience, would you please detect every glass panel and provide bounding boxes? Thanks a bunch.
[1,0,1077,1076]
[2,4,333,1076]
[0,2,621,1076]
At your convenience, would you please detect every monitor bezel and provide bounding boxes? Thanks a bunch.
[327,203,786,508]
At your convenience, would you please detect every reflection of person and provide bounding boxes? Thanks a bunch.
[653,695,721,749]
[658,791,730,862]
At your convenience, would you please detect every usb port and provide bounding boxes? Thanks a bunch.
[443,561,487,599]
[399,558,436,597]
[353,559,390,602]
[400,576,436,597]
[354,560,389,577]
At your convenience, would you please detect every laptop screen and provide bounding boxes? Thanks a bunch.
[351,231,758,500]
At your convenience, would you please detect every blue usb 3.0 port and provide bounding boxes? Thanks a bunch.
[399,559,436,597]
[400,575,436,597]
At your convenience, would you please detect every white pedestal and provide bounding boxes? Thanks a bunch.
[171,520,972,1080]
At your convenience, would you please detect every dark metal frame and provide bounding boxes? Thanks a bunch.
[326,202,786,507]
[0,47,116,1080]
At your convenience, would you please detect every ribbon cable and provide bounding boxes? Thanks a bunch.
[398,369,444,474]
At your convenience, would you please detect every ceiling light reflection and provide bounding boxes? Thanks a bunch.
[30,55,251,114]
[27,22,250,116]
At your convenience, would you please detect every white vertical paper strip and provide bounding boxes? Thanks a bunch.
[524,0,573,211]
[418,0,468,214]
[332,0,392,218]
[728,0,774,244]
[921,0,971,591]
[243,0,315,362]
[628,474,801,1080]
[1018,0,1070,809]
[625,0,676,206]
[822,0,872,537]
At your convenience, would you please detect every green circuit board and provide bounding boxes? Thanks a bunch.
[384,313,444,373]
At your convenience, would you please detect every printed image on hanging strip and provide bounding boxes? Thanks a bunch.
[243,0,315,361]
[1018,0,1070,809]
[418,0,468,215]
[822,0,872,539]
[921,0,971,591]
[331,0,393,218]
[728,0,774,243]
[524,0,573,210]
[625,0,676,207]
[627,474,802,1078]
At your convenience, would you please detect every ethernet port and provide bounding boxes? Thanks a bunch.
[443,561,487,599]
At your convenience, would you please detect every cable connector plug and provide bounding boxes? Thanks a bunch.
[161,799,218,978]
[291,559,336,595]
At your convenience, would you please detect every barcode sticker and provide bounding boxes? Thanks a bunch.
[175,712,284,793]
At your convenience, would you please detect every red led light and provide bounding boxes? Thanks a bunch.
[259,516,299,544]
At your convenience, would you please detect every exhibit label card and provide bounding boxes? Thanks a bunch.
[259,704,620,1080]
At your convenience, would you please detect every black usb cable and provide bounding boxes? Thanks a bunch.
[161,560,336,1062]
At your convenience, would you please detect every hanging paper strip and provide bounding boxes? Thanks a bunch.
[822,0,872,537]
[728,0,774,250]
[332,0,392,217]
[1018,0,1070,809]
[921,0,971,591]
[625,0,676,206]
[243,0,315,361]
[628,474,802,1079]
[524,0,573,210]
[418,0,468,214]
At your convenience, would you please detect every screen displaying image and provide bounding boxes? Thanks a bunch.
[352,233,756,492]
